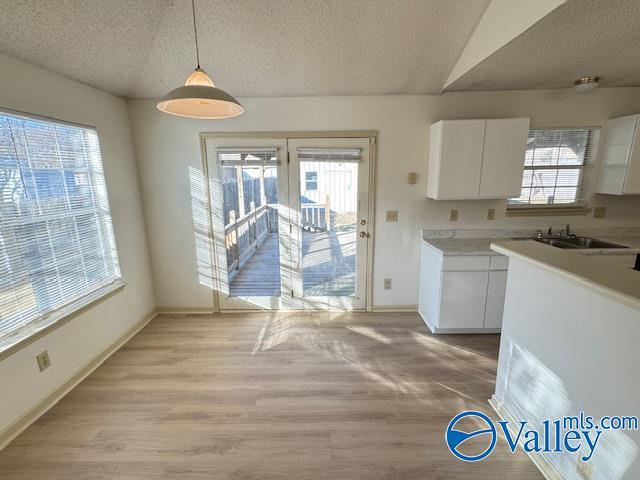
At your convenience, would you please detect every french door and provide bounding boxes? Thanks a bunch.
[205,136,372,310]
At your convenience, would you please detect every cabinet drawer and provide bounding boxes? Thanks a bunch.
[489,255,509,271]
[442,256,490,271]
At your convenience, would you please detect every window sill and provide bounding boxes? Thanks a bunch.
[0,281,126,361]
[505,207,591,217]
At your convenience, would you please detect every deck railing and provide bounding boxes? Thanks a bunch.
[225,204,278,277]
[301,195,331,232]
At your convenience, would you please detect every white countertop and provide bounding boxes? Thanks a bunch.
[422,234,640,257]
[491,240,640,311]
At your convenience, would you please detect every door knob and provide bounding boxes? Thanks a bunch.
[359,231,370,238]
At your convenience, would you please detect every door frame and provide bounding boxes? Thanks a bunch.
[199,131,378,312]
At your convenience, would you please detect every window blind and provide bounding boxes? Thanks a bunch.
[508,128,596,208]
[0,110,121,342]
[297,148,361,163]
[216,147,278,166]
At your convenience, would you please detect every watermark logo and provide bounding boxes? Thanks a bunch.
[445,411,497,462]
[445,410,639,463]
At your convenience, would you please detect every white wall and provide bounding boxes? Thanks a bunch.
[0,55,155,434]
[128,88,640,310]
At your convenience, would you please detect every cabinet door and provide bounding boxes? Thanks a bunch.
[597,116,637,195]
[438,271,488,330]
[430,120,485,199]
[479,118,530,198]
[484,270,507,329]
[623,119,640,194]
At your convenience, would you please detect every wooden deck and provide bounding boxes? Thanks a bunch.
[229,228,356,297]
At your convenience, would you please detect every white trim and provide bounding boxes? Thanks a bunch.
[371,304,417,313]
[0,281,126,358]
[0,106,96,131]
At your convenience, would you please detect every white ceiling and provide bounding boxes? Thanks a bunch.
[0,0,490,99]
[446,0,640,91]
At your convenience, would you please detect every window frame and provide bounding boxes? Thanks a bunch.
[507,127,599,212]
[0,108,124,356]
[305,171,318,191]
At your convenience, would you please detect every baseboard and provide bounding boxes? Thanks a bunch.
[0,309,157,451]
[158,305,419,314]
[156,306,216,315]
[489,395,562,480]
[370,304,418,313]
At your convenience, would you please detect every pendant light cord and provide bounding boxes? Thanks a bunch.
[191,0,200,68]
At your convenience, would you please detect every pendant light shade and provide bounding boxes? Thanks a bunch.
[156,0,244,119]
[157,67,244,119]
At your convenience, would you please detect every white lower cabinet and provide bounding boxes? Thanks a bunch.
[418,241,508,333]
[439,271,488,329]
[484,270,507,329]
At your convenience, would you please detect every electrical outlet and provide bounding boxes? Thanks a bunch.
[487,208,496,220]
[36,351,51,372]
[408,173,418,184]
[383,278,392,290]
[386,210,398,222]
[449,209,458,221]
[594,206,607,218]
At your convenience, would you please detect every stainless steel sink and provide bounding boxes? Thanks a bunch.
[534,236,628,249]
[535,238,579,249]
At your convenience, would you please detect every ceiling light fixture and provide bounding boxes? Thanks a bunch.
[156,0,244,119]
[573,75,600,94]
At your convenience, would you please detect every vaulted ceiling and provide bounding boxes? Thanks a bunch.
[1,0,639,99]
[447,0,640,91]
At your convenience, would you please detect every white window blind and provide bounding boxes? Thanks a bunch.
[0,110,121,342]
[297,148,361,162]
[216,147,278,166]
[508,128,596,208]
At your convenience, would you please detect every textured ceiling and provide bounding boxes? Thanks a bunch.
[0,0,490,99]
[447,0,640,91]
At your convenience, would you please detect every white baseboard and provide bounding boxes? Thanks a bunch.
[0,309,157,451]
[370,304,418,313]
[489,395,562,480]
[156,306,216,315]
[158,305,419,314]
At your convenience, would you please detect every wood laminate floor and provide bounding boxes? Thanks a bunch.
[0,312,542,479]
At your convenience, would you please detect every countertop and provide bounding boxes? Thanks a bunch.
[422,234,640,257]
[491,240,640,311]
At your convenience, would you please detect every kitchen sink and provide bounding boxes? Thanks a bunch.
[535,238,579,248]
[534,236,628,249]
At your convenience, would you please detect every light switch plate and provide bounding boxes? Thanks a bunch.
[487,208,495,220]
[383,278,392,290]
[449,209,458,221]
[594,206,606,218]
[36,351,51,372]
[386,210,398,222]
[408,173,418,184]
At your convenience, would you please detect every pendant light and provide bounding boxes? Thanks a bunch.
[156,0,244,119]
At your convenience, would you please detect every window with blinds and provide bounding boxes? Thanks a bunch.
[0,110,121,343]
[508,128,596,208]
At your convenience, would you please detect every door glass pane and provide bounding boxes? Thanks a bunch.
[300,160,357,296]
[220,162,280,297]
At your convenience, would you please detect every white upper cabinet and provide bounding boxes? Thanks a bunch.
[479,118,530,198]
[426,118,530,200]
[597,115,640,195]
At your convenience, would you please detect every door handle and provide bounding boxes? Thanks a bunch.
[359,231,370,238]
